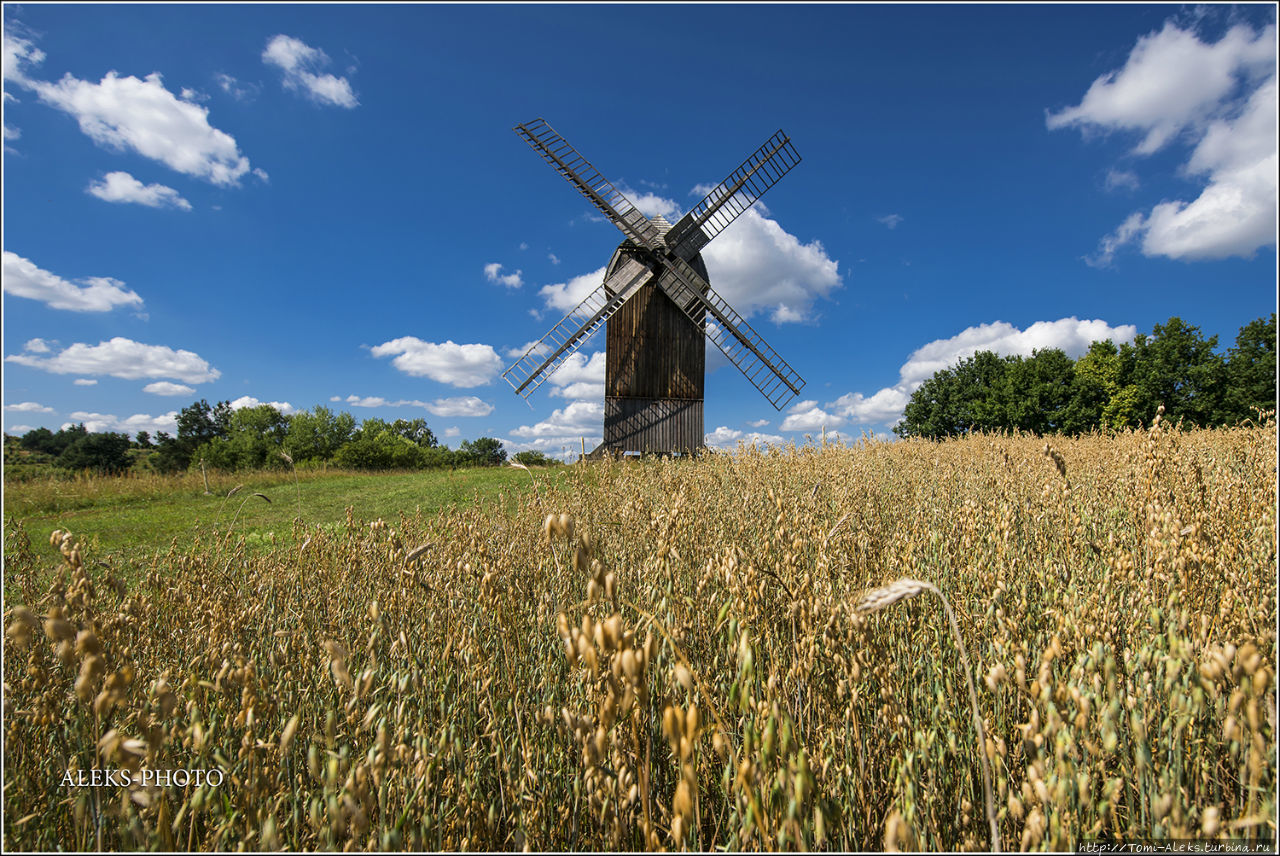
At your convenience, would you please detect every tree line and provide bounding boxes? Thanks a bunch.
[8,401,562,476]
[895,314,1275,439]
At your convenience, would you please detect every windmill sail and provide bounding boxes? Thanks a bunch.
[514,118,662,251]
[502,256,655,398]
[654,254,805,410]
[664,131,801,261]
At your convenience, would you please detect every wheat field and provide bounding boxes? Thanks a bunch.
[3,414,1275,851]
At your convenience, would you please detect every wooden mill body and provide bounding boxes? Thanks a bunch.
[602,240,709,455]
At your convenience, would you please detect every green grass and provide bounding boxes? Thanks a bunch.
[3,465,557,582]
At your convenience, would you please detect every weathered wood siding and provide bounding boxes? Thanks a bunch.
[603,398,703,453]
[600,244,709,453]
[604,247,707,400]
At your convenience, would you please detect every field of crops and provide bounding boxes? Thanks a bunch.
[3,414,1276,851]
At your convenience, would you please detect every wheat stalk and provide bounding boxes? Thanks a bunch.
[856,577,1001,852]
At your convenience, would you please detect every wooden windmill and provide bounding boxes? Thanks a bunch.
[503,118,806,456]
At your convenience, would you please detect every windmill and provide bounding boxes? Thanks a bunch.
[503,118,806,456]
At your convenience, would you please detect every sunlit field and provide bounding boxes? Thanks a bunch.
[4,415,1275,851]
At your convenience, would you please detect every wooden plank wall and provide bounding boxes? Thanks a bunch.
[605,246,708,400]
[604,398,703,453]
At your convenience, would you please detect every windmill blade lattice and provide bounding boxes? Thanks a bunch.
[502,256,655,398]
[664,130,801,261]
[654,254,805,410]
[514,118,662,251]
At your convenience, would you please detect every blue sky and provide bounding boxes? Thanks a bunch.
[3,3,1276,458]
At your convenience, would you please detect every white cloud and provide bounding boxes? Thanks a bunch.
[509,399,604,438]
[2,27,44,94]
[369,338,503,387]
[704,425,785,449]
[229,395,296,415]
[22,67,253,185]
[3,252,144,312]
[827,317,1138,429]
[262,35,357,108]
[876,213,904,229]
[425,396,493,417]
[538,203,840,326]
[1086,212,1147,268]
[1049,19,1277,262]
[4,401,54,413]
[779,399,844,432]
[1046,20,1274,153]
[484,262,524,288]
[22,338,51,353]
[540,266,607,314]
[63,410,178,437]
[6,337,220,383]
[143,381,195,396]
[504,339,551,360]
[443,426,461,438]
[545,351,605,399]
[701,207,841,324]
[548,253,561,265]
[747,418,769,428]
[214,73,259,101]
[7,425,35,435]
[629,190,681,219]
[1104,168,1140,191]
[73,378,97,386]
[87,171,192,210]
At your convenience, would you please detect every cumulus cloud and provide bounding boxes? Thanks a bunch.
[539,201,840,326]
[23,338,52,353]
[6,337,220,383]
[87,171,191,210]
[262,35,357,108]
[424,396,493,418]
[629,190,681,219]
[1048,19,1277,262]
[700,207,841,323]
[339,394,493,418]
[509,399,604,439]
[827,317,1138,429]
[704,425,785,449]
[540,266,607,314]
[876,214,904,229]
[484,262,523,288]
[545,351,605,400]
[143,381,196,396]
[369,338,503,387]
[3,252,144,312]
[73,378,97,386]
[63,410,178,437]
[17,60,254,185]
[229,395,296,415]
[779,399,844,432]
[5,401,55,413]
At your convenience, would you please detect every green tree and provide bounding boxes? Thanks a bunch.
[1063,341,1122,433]
[457,437,507,467]
[1002,348,1075,434]
[513,450,562,467]
[57,431,132,473]
[390,418,437,448]
[285,406,356,463]
[134,430,153,449]
[1221,313,1276,423]
[196,405,290,471]
[1127,317,1224,428]
[896,351,1011,439]
[156,399,233,472]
